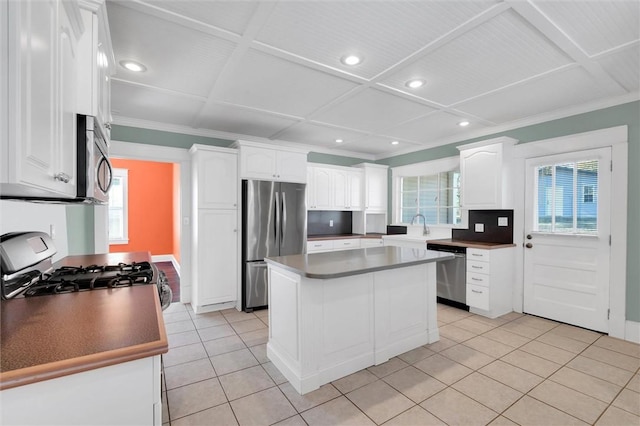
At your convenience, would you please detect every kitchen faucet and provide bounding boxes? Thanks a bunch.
[411,213,430,235]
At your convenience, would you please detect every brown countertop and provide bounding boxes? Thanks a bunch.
[307,233,384,241]
[0,252,168,390]
[428,238,517,250]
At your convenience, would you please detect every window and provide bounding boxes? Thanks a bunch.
[398,170,461,225]
[108,168,128,244]
[535,160,598,233]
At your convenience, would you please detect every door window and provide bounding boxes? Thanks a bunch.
[534,160,599,233]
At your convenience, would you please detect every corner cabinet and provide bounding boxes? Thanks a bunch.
[234,141,308,183]
[190,145,239,313]
[2,0,83,198]
[458,137,517,209]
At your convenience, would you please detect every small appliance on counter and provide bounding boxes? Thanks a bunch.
[0,232,172,309]
[242,180,306,312]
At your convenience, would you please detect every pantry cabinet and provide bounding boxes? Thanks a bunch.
[2,0,83,198]
[235,141,308,183]
[458,137,517,209]
[190,145,239,312]
[465,247,515,318]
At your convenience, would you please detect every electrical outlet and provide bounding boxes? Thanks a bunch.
[475,223,484,232]
[498,217,508,227]
[329,220,334,227]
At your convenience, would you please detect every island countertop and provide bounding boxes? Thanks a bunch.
[0,252,168,391]
[265,246,454,279]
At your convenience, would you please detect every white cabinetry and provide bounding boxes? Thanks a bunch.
[465,247,515,318]
[307,164,363,211]
[458,137,517,209]
[2,0,83,198]
[356,163,388,213]
[190,145,239,312]
[306,238,367,253]
[1,356,162,425]
[360,238,384,248]
[333,169,362,211]
[235,141,308,183]
[76,1,114,131]
[307,167,332,210]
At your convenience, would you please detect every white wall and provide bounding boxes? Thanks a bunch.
[0,200,69,261]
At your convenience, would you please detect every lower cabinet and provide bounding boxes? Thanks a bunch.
[307,238,373,253]
[360,238,384,248]
[192,209,238,311]
[466,247,514,318]
[1,356,162,425]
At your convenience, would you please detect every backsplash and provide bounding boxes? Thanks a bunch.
[308,211,352,236]
[452,210,514,244]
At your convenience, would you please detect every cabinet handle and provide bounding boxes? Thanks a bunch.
[472,265,482,269]
[54,172,71,183]
[105,122,112,130]
[472,277,483,281]
[472,253,483,257]
[233,204,237,207]
[233,229,237,232]
[471,289,483,294]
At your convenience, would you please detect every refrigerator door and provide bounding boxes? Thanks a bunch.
[278,182,306,256]
[243,180,277,262]
[245,261,269,309]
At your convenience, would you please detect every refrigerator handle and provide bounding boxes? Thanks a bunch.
[275,191,280,247]
[281,191,287,245]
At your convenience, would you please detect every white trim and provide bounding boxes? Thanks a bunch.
[512,125,628,340]
[108,168,129,244]
[625,321,640,344]
[109,141,192,304]
[109,239,129,245]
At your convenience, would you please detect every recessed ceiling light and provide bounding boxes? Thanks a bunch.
[120,60,147,72]
[341,55,362,66]
[335,139,344,143]
[391,140,399,145]
[405,79,425,89]
[458,120,470,127]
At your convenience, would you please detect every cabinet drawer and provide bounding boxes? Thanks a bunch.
[467,284,490,310]
[334,239,361,251]
[361,238,383,248]
[467,272,490,287]
[467,248,490,262]
[467,260,490,274]
[307,240,334,253]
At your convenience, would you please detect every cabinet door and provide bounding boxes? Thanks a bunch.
[332,169,348,210]
[240,146,276,180]
[196,150,237,209]
[309,167,332,210]
[349,171,363,210]
[56,3,78,197]
[365,168,387,212]
[197,209,238,305]
[276,151,307,183]
[460,144,502,209]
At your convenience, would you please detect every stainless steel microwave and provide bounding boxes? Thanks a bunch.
[76,115,112,204]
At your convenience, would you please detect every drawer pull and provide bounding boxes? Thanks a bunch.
[472,277,483,281]
[471,289,483,294]
[472,265,483,269]
[472,253,483,257]
[314,244,322,247]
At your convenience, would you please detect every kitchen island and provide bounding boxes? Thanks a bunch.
[265,246,453,394]
[0,252,167,425]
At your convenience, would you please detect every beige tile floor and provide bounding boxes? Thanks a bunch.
[161,303,640,426]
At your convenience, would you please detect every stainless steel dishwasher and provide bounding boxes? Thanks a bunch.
[426,243,467,309]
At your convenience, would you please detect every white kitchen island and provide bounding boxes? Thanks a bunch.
[265,246,454,394]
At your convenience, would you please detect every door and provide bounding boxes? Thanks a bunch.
[245,261,268,309]
[523,147,611,332]
[279,182,306,256]
[243,180,277,261]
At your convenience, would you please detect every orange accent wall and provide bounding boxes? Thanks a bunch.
[109,159,176,257]
[172,163,181,262]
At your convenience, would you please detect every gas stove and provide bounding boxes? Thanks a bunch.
[0,232,172,310]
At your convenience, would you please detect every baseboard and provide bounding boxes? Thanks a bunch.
[625,320,640,343]
[151,254,181,277]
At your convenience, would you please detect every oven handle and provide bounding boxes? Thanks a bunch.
[97,155,113,193]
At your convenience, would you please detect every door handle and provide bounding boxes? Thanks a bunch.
[281,192,287,245]
[525,243,533,248]
[275,192,280,246]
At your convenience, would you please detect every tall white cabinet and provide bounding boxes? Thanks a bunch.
[190,145,239,313]
[2,0,84,198]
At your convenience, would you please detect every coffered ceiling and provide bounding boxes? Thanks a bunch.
[107,0,639,159]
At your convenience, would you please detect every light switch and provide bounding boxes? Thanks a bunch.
[475,223,484,232]
[498,217,508,227]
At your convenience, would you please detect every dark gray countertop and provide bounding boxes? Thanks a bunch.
[266,246,454,279]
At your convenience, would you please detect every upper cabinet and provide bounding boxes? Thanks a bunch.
[356,163,388,213]
[2,0,84,198]
[307,166,332,210]
[235,141,308,183]
[458,137,518,210]
[308,165,363,211]
[76,0,115,134]
[190,145,238,210]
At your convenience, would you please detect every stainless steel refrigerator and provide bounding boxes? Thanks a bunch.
[242,180,306,311]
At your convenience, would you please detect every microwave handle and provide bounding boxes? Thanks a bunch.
[97,156,113,193]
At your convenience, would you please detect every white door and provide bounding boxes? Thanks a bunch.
[523,147,611,332]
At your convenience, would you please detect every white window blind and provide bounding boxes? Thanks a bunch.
[399,170,461,225]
